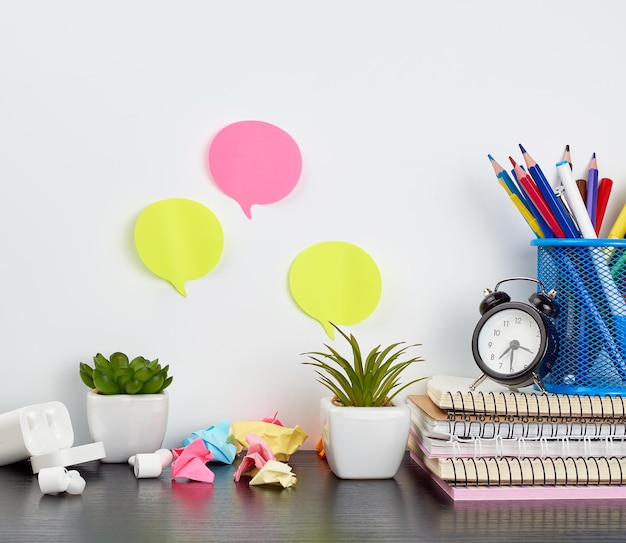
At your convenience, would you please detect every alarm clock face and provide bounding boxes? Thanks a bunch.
[472,302,548,383]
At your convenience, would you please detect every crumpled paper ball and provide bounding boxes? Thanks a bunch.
[249,460,296,488]
[181,419,237,464]
[171,437,215,483]
[232,421,308,461]
[233,433,296,488]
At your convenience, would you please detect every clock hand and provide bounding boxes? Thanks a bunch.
[499,346,512,359]
[518,345,534,354]
[509,345,515,372]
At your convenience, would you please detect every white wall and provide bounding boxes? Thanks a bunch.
[2,0,626,450]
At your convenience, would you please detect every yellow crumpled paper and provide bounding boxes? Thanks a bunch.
[249,459,297,488]
[231,422,308,461]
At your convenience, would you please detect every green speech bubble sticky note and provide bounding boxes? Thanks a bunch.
[134,198,224,296]
[288,241,382,338]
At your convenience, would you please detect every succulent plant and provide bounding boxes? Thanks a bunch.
[80,352,173,395]
[302,323,425,407]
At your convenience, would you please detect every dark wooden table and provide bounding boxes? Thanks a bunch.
[2,451,626,542]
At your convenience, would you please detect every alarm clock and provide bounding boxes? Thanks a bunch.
[470,276,559,392]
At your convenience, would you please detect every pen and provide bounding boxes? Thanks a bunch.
[498,178,544,238]
[519,144,579,238]
[595,177,613,236]
[511,157,565,237]
[586,153,599,225]
[554,185,579,231]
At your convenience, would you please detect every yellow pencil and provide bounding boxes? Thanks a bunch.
[498,179,544,238]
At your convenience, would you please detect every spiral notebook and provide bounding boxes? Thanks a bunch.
[427,375,626,419]
[409,427,626,459]
[409,451,626,501]
[410,438,626,486]
[408,394,626,440]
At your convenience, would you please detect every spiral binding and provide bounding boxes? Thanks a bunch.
[444,389,626,420]
[443,434,626,458]
[447,456,626,486]
[444,418,626,440]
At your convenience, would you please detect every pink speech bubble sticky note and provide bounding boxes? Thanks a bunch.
[207,120,302,219]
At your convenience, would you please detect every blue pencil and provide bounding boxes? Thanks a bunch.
[519,144,580,238]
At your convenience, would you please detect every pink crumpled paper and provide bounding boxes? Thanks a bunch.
[233,433,275,482]
[233,433,297,488]
[171,437,215,483]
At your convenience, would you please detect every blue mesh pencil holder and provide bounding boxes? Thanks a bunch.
[533,238,626,395]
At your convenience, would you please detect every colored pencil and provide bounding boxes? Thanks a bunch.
[508,163,554,237]
[577,179,587,204]
[510,156,565,238]
[488,154,529,208]
[519,144,579,238]
[563,144,572,170]
[595,177,613,236]
[586,152,599,225]
[498,178,544,238]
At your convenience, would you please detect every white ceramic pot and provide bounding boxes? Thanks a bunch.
[86,391,169,463]
[320,396,410,479]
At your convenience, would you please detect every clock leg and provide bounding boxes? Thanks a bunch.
[469,373,488,391]
[532,372,547,393]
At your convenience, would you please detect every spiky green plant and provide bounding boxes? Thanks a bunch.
[80,352,173,395]
[302,323,425,407]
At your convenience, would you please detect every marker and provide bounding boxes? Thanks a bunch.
[557,160,595,238]
[586,153,599,225]
[519,144,579,238]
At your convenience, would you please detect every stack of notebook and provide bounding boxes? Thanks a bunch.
[408,375,626,501]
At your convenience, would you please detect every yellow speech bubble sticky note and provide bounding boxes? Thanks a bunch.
[134,198,224,296]
[288,241,382,338]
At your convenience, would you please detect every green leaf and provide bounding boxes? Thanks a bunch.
[79,363,95,389]
[93,371,122,395]
[124,379,143,394]
[109,352,129,371]
[130,356,149,371]
[93,353,112,373]
[140,375,164,394]
[133,367,154,383]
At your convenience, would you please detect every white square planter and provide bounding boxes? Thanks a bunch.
[86,391,169,463]
[320,396,410,479]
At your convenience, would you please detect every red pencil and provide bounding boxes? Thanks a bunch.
[595,177,613,235]
[509,157,566,238]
